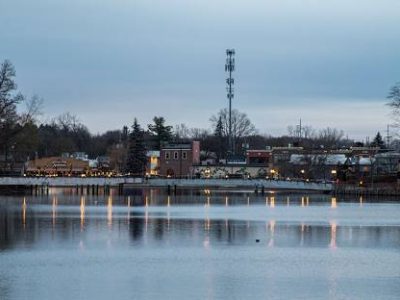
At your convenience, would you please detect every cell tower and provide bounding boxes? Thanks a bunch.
[225,49,235,154]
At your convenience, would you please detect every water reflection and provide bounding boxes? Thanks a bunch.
[22,197,26,229]
[52,196,57,228]
[1,189,400,252]
[330,221,337,249]
[80,196,85,230]
[331,197,337,209]
[107,196,112,228]
[1,207,400,250]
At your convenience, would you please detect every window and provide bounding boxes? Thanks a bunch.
[165,152,170,160]
[182,151,187,160]
[174,151,179,160]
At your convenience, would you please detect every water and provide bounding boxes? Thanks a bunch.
[1,188,399,300]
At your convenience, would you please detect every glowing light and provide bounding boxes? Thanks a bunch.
[331,169,337,175]
[52,196,57,227]
[107,196,113,227]
[301,197,305,207]
[203,236,210,249]
[22,197,27,228]
[205,217,211,231]
[270,197,275,208]
[268,220,275,247]
[127,196,131,222]
[80,196,85,229]
[225,196,228,206]
[167,195,171,207]
[329,221,337,249]
[359,196,363,206]
[331,197,337,209]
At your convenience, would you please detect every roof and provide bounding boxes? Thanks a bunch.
[290,154,347,165]
[27,157,89,170]
[162,144,192,150]
[375,152,400,158]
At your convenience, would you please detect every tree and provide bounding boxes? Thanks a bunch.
[387,82,400,124]
[174,123,190,141]
[371,132,385,149]
[210,108,256,153]
[214,116,225,161]
[0,60,41,169]
[317,127,344,149]
[148,116,173,150]
[126,119,147,176]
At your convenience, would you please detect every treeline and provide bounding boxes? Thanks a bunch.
[0,59,393,173]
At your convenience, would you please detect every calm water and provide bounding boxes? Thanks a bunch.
[1,188,400,300]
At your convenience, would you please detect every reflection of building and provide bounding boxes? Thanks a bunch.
[25,157,89,176]
[146,151,160,176]
[159,141,200,177]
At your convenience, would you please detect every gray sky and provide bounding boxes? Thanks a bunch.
[1,0,400,140]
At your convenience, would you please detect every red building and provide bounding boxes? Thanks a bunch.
[246,150,272,166]
[159,141,200,177]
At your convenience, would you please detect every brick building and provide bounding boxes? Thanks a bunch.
[159,141,200,177]
[25,157,89,176]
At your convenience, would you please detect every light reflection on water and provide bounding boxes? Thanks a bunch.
[0,188,400,300]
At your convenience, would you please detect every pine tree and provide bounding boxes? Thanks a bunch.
[126,119,147,177]
[214,116,225,160]
[371,132,385,149]
[148,116,173,150]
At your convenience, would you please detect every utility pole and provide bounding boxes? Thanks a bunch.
[225,49,235,155]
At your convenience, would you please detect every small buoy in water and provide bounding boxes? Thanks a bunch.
[256,239,260,243]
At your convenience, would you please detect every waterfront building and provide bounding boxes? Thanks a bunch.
[159,141,200,177]
[25,157,89,176]
[146,150,160,176]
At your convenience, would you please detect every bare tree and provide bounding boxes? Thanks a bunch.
[387,82,400,125]
[190,128,210,140]
[210,108,256,140]
[0,60,24,119]
[0,61,43,162]
[287,124,315,139]
[318,127,344,149]
[174,123,191,140]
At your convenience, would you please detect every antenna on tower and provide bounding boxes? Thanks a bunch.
[225,49,235,154]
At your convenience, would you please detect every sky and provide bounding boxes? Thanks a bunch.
[1,0,400,141]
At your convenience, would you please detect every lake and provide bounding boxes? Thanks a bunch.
[1,188,399,299]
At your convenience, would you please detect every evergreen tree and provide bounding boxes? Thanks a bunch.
[214,116,225,160]
[126,119,147,177]
[371,132,385,149]
[148,116,173,150]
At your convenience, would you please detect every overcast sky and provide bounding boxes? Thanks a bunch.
[1,0,400,140]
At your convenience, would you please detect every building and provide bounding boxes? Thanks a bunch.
[159,141,200,177]
[25,157,89,176]
[374,152,400,176]
[146,150,160,176]
[246,150,272,166]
